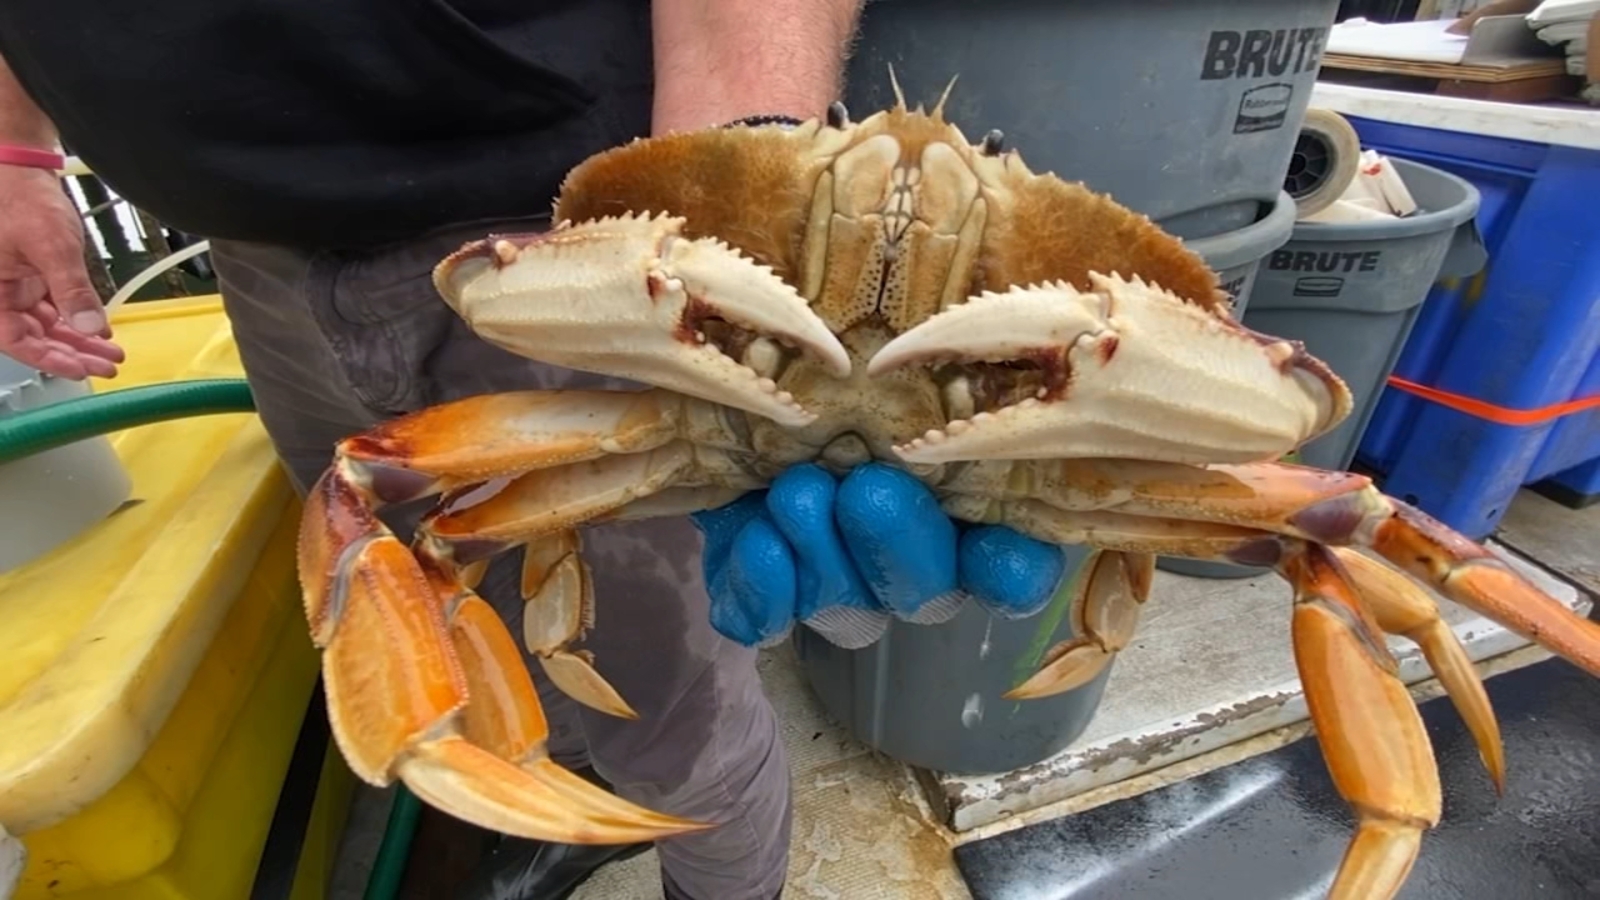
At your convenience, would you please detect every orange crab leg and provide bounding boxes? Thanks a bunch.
[1331,547,1505,792]
[942,458,1600,679]
[1281,541,1442,900]
[409,443,759,719]
[297,470,707,843]
[962,503,1447,900]
[328,388,689,506]
[1003,550,1154,699]
[951,499,1507,794]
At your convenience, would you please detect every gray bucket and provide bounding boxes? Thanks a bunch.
[796,192,1295,776]
[844,0,1341,240]
[1159,158,1484,580]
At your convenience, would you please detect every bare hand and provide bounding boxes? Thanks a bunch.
[0,165,123,379]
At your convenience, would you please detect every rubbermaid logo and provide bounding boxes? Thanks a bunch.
[1235,83,1293,133]
[1293,276,1344,298]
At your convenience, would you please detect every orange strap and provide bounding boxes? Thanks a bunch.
[1385,376,1600,427]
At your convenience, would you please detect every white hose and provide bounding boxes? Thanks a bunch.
[103,239,212,318]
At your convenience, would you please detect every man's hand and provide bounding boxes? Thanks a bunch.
[692,463,1068,649]
[0,51,121,380]
[0,165,122,379]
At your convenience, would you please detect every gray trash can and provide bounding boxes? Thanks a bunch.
[845,0,1342,240]
[1160,157,1485,580]
[1244,158,1485,472]
[796,191,1295,776]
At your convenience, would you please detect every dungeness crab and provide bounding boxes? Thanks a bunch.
[296,84,1600,899]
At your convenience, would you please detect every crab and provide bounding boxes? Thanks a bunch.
[295,83,1600,897]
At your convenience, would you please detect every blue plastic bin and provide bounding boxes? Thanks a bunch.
[1345,116,1600,539]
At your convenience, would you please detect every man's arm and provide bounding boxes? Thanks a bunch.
[650,0,864,135]
[0,50,118,367]
[0,52,59,150]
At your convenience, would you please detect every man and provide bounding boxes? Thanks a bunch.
[0,3,1065,897]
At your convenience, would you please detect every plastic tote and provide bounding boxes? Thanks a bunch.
[796,191,1297,776]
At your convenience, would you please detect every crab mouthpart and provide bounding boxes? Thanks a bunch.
[870,274,1348,466]
[433,215,849,428]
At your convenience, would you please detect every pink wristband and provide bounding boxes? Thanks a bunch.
[0,145,65,170]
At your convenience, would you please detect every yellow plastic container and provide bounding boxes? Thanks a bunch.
[0,295,353,899]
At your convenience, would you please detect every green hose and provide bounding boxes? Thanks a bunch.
[0,375,427,897]
[0,378,256,464]
[363,788,424,900]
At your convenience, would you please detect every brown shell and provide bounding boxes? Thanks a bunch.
[552,101,1229,320]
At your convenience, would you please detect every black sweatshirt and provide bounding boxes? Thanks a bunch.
[0,0,655,249]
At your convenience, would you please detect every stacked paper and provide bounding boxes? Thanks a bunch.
[1301,151,1419,224]
[1528,0,1595,88]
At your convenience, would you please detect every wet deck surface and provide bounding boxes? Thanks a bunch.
[952,652,1600,900]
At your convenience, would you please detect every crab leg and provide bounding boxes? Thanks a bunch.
[410,434,760,718]
[1004,550,1154,699]
[412,550,710,837]
[940,458,1600,680]
[297,469,707,843]
[1330,547,1504,792]
[515,529,637,720]
[958,497,1445,899]
[1281,540,1442,900]
[294,387,754,841]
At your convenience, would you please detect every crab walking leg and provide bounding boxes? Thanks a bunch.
[950,496,1442,897]
[1281,541,1443,900]
[328,388,691,506]
[519,530,637,720]
[947,495,1518,777]
[296,470,708,843]
[415,442,763,717]
[1003,551,1155,700]
[941,458,1600,678]
[1330,547,1506,792]
[412,553,711,836]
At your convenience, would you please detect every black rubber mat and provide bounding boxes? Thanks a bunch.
[953,656,1600,900]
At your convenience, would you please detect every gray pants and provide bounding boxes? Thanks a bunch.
[208,217,792,900]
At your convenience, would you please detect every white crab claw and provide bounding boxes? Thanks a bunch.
[433,214,849,427]
[868,274,1349,466]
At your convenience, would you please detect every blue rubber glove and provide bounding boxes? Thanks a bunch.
[690,462,1067,649]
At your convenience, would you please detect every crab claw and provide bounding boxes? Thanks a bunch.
[433,213,849,427]
[868,273,1350,466]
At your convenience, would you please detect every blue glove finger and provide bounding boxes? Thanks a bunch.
[709,517,798,647]
[834,463,963,624]
[765,464,890,649]
[958,525,1066,619]
[690,490,768,577]
[690,493,796,647]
